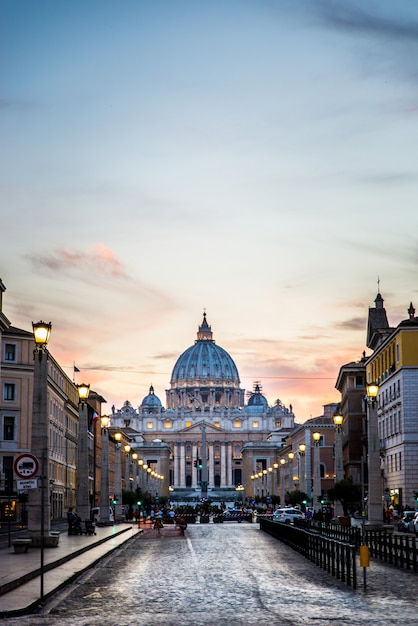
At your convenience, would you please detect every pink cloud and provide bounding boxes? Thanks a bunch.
[26,244,130,279]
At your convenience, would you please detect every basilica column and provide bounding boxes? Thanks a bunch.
[221,443,227,487]
[173,443,179,487]
[208,443,214,487]
[180,443,186,488]
[227,443,233,487]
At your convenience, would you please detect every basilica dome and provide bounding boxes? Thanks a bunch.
[170,313,240,386]
[166,314,244,410]
[140,385,163,414]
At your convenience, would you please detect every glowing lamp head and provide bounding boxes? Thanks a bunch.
[77,383,90,402]
[101,415,110,429]
[367,382,379,400]
[32,321,52,347]
[312,432,321,444]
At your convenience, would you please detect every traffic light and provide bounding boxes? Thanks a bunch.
[198,459,203,468]
[413,491,418,502]
[113,495,119,504]
[193,460,197,467]
[137,500,142,507]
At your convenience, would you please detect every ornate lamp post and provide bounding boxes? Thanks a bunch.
[280,458,286,505]
[287,452,294,494]
[333,411,344,517]
[124,444,131,493]
[366,382,382,526]
[273,463,278,499]
[113,432,122,505]
[76,382,90,524]
[312,432,322,509]
[99,416,111,524]
[28,321,53,547]
[298,444,306,495]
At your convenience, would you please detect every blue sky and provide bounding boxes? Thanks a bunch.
[1,0,418,419]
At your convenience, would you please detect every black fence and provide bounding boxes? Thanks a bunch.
[259,517,418,587]
[367,530,418,572]
[260,518,358,588]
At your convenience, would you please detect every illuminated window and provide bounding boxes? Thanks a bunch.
[185,421,192,428]
[233,420,242,428]
[164,421,172,429]
[147,422,153,429]
[252,421,259,428]
[275,420,282,428]
[214,421,220,428]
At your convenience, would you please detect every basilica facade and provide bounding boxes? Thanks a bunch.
[109,314,295,501]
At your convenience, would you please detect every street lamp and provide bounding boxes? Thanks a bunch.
[333,410,344,517]
[27,321,53,602]
[280,458,286,505]
[113,433,122,505]
[298,444,306,495]
[76,383,91,524]
[366,382,381,526]
[124,444,131,492]
[287,452,294,494]
[312,432,322,509]
[28,322,53,548]
[273,463,278,499]
[236,484,244,507]
[99,416,111,524]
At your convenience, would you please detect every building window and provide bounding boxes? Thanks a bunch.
[146,421,153,429]
[233,420,242,428]
[185,421,192,428]
[214,421,220,428]
[3,383,15,402]
[3,416,15,440]
[275,420,282,427]
[163,420,172,429]
[252,421,259,428]
[4,343,16,362]
[396,343,400,363]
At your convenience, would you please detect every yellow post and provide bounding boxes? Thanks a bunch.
[359,545,370,567]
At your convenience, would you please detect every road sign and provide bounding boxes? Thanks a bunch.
[13,454,39,479]
[17,479,38,490]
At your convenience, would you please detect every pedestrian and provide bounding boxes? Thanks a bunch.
[153,517,164,536]
[67,507,76,535]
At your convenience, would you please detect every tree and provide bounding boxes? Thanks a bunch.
[287,489,309,510]
[327,477,361,516]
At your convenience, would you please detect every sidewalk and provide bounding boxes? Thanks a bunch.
[0,522,142,617]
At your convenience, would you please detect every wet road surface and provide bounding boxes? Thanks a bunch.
[3,523,418,625]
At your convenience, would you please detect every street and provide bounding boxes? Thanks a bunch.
[3,523,418,625]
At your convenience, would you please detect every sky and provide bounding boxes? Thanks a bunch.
[1,0,418,421]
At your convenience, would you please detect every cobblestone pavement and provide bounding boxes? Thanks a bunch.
[3,523,418,626]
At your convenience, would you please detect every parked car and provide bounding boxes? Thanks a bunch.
[397,511,416,532]
[273,507,305,524]
[90,507,115,523]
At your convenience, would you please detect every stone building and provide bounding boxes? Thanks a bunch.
[110,313,295,502]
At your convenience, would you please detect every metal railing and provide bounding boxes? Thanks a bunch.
[260,518,357,588]
[367,530,418,572]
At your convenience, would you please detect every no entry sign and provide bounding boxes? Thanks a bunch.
[13,454,39,479]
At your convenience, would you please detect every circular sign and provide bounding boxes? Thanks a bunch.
[14,454,39,479]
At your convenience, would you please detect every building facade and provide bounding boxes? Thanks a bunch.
[109,314,296,502]
[366,294,418,510]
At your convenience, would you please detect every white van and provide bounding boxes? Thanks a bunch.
[91,507,115,523]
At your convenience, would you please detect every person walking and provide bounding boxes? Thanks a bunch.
[67,507,76,535]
